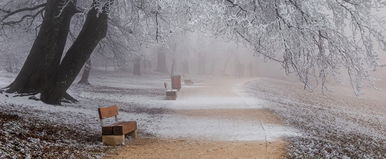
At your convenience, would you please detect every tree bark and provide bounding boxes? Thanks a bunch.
[133,57,141,76]
[78,59,92,85]
[143,59,152,73]
[170,59,176,76]
[6,0,77,94]
[156,51,168,73]
[41,1,112,104]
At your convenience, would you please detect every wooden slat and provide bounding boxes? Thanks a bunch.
[98,105,118,119]
[102,121,137,135]
[166,90,177,96]
[102,126,114,135]
[113,121,137,135]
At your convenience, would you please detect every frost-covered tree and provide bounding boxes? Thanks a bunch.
[1,0,113,104]
[197,0,386,93]
[0,0,192,104]
[1,0,385,105]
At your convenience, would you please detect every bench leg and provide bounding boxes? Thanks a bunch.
[129,130,138,139]
[102,135,125,146]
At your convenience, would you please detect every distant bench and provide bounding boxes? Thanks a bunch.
[184,79,194,85]
[98,105,137,145]
[166,90,177,100]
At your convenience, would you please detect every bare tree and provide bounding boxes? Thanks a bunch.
[3,0,78,96]
[133,56,142,75]
[156,49,168,73]
[1,0,114,104]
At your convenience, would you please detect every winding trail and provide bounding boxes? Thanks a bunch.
[104,77,295,159]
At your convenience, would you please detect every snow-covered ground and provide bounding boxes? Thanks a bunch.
[0,71,298,158]
[6,70,384,158]
[245,78,386,158]
[72,72,299,142]
[151,114,296,141]
[145,92,298,141]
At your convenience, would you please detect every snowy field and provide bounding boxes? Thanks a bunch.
[0,71,297,158]
[3,70,384,158]
[245,78,386,158]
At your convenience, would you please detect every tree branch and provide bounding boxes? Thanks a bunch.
[2,8,44,26]
[1,3,46,22]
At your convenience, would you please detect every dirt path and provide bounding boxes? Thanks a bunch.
[175,78,283,125]
[104,139,286,159]
[104,77,289,159]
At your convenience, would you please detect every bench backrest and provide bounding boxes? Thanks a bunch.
[98,105,119,120]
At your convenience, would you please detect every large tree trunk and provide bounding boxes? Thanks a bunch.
[156,51,168,73]
[78,59,92,85]
[143,59,152,73]
[41,1,112,104]
[170,59,176,76]
[6,0,77,94]
[133,57,141,76]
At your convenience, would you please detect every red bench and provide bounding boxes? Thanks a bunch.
[98,105,137,145]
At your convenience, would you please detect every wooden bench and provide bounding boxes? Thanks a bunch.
[98,105,137,145]
[166,90,177,100]
[171,75,182,90]
[184,79,194,85]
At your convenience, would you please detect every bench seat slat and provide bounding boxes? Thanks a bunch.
[102,121,137,135]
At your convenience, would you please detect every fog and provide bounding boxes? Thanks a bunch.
[89,31,295,82]
[1,1,386,158]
